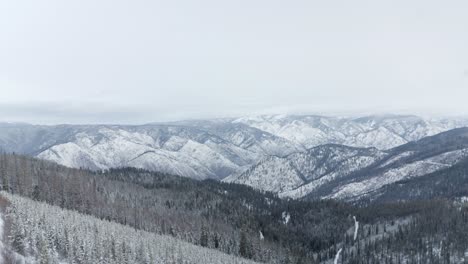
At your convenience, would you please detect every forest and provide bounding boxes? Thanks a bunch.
[1,153,468,263]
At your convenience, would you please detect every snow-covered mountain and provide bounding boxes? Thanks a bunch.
[0,122,301,180]
[225,144,386,198]
[0,114,466,180]
[233,114,468,149]
[227,128,468,201]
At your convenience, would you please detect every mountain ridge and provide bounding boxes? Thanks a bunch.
[229,127,468,201]
[0,114,467,180]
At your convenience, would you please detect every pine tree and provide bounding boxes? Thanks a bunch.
[239,231,249,258]
[200,226,209,247]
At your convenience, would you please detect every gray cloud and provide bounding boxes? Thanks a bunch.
[1,0,468,124]
[0,102,150,124]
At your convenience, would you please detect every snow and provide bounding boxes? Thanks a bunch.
[226,156,305,193]
[231,144,385,199]
[234,114,466,150]
[353,216,359,241]
[38,128,250,180]
[378,151,415,168]
[282,212,291,225]
[36,122,303,180]
[345,126,407,150]
[0,211,4,264]
[231,142,468,200]
[4,192,259,264]
[334,248,342,264]
[328,149,468,200]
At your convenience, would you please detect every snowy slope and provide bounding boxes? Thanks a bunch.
[226,144,385,198]
[229,128,468,200]
[234,114,468,150]
[224,156,305,193]
[3,193,258,264]
[36,126,282,180]
[327,149,468,200]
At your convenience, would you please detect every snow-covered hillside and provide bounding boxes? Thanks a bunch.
[224,156,306,193]
[327,148,468,200]
[0,114,467,180]
[2,192,258,264]
[226,144,386,198]
[228,128,468,200]
[17,124,302,180]
[233,114,468,150]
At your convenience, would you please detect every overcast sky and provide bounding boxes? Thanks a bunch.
[1,0,467,124]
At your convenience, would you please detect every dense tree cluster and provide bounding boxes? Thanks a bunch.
[341,200,468,263]
[3,193,258,264]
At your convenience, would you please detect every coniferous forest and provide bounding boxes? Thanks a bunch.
[1,153,468,263]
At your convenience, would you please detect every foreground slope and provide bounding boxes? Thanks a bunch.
[1,193,258,264]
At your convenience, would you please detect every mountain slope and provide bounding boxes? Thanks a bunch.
[2,124,301,180]
[3,193,258,264]
[224,155,306,193]
[230,128,468,201]
[364,157,468,203]
[322,128,468,201]
[234,114,468,149]
[226,144,386,198]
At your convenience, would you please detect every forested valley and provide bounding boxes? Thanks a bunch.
[1,153,468,263]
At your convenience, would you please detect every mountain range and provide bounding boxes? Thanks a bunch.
[0,114,466,181]
[1,114,468,203]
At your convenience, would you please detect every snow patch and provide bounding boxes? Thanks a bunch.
[334,248,342,264]
[282,212,291,225]
[353,216,359,241]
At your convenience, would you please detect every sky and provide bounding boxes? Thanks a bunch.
[1,0,468,124]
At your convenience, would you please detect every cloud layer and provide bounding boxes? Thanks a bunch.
[1,0,467,123]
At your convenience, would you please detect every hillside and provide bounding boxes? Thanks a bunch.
[1,193,258,264]
[229,128,468,202]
